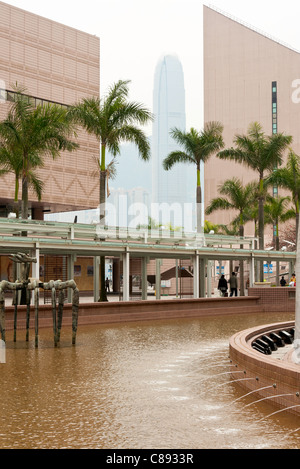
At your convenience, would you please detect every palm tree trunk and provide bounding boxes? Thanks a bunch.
[21,155,29,243]
[21,173,28,220]
[100,170,107,226]
[196,165,202,233]
[275,221,280,286]
[239,223,245,296]
[254,220,259,282]
[20,167,29,304]
[258,177,265,281]
[14,177,19,217]
[196,165,205,297]
[99,144,108,302]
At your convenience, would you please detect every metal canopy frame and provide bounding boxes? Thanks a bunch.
[0,218,295,263]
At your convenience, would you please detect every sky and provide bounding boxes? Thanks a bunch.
[3,0,300,136]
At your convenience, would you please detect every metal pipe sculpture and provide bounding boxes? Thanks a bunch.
[0,253,79,348]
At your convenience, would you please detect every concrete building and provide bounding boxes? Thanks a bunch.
[0,1,100,218]
[203,5,300,239]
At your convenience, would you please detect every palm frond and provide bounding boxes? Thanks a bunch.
[205,197,233,215]
[168,122,224,168]
[28,171,44,201]
[111,125,151,161]
[163,151,194,170]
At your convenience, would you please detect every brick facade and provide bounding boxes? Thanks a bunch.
[248,287,296,312]
[0,1,100,215]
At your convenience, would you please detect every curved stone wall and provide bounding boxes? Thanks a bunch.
[229,321,300,417]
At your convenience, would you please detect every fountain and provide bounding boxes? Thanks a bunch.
[0,252,79,348]
[226,219,300,417]
[227,385,275,407]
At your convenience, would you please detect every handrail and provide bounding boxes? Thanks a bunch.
[0,218,257,248]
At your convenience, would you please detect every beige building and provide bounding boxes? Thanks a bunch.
[0,1,100,218]
[203,6,300,239]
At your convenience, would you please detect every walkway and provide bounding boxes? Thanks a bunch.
[0,218,296,302]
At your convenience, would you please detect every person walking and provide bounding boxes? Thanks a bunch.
[229,272,238,297]
[280,276,287,287]
[218,275,228,297]
[290,274,296,287]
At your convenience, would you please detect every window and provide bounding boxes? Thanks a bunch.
[272,82,278,136]
[7,91,15,102]
[2,89,69,109]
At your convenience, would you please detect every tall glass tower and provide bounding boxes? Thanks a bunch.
[152,55,194,229]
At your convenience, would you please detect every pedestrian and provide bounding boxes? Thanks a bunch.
[289,274,296,287]
[218,275,228,297]
[229,272,238,297]
[280,276,287,287]
[105,277,110,292]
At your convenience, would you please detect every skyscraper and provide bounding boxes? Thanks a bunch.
[152,54,194,229]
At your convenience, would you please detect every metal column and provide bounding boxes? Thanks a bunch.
[141,257,148,301]
[207,260,212,298]
[30,244,40,306]
[67,254,76,303]
[199,258,206,298]
[156,259,162,300]
[193,253,199,299]
[249,254,255,288]
[122,250,130,302]
[93,257,100,302]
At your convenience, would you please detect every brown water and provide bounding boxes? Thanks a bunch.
[0,311,299,449]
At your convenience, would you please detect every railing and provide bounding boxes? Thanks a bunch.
[0,217,256,250]
[0,218,295,263]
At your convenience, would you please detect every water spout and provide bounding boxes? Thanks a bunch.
[199,371,245,382]
[202,377,257,396]
[226,385,275,407]
[198,363,236,371]
[257,404,300,422]
[243,394,295,409]
[286,427,300,437]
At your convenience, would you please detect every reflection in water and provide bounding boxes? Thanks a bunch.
[0,312,299,449]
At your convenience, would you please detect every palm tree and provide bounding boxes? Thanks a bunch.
[217,122,292,281]
[264,196,294,249]
[204,220,221,234]
[71,80,153,301]
[0,85,78,219]
[163,122,224,233]
[136,216,162,231]
[206,178,257,295]
[266,150,300,241]
[264,196,295,285]
[0,144,43,216]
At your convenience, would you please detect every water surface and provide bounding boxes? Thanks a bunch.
[0,311,299,449]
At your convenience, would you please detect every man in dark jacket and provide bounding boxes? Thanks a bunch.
[218,275,228,297]
[229,272,238,297]
[280,276,287,287]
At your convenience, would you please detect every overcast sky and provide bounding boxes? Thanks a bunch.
[2,0,300,134]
